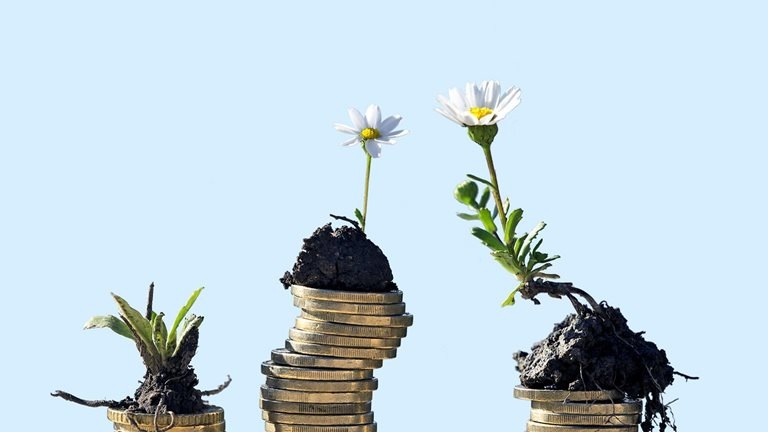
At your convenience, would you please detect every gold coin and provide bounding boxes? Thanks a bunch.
[286,340,397,360]
[266,376,379,392]
[291,285,402,304]
[108,406,224,426]
[271,349,383,370]
[532,400,642,415]
[289,328,401,348]
[295,317,407,338]
[530,410,640,426]
[526,421,637,432]
[262,411,374,426]
[514,386,624,402]
[300,310,413,328]
[264,422,377,432]
[294,297,406,316]
[260,385,373,403]
[262,361,373,381]
[260,399,372,415]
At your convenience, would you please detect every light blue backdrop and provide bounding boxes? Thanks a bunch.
[2,1,765,431]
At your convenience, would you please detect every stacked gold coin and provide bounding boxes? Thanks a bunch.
[260,285,412,432]
[514,386,642,431]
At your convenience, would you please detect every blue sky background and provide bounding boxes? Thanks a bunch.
[2,1,766,430]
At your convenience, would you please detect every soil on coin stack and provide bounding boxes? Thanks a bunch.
[514,305,679,432]
[280,223,397,292]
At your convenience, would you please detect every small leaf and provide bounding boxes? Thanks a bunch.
[111,293,161,372]
[454,180,479,208]
[456,212,479,221]
[83,315,134,340]
[466,174,496,190]
[478,187,491,208]
[492,250,523,275]
[172,315,204,358]
[152,312,168,361]
[478,208,497,233]
[513,233,528,256]
[167,287,204,353]
[504,208,524,245]
[354,208,364,226]
[520,222,547,259]
[471,227,506,251]
[501,285,522,307]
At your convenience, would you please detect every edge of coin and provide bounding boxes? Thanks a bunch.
[291,285,402,304]
[514,386,624,402]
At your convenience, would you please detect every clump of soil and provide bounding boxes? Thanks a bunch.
[280,223,397,292]
[514,304,679,432]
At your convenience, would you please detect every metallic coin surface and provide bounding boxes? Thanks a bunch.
[300,310,413,328]
[532,400,642,415]
[271,349,383,370]
[530,410,640,426]
[108,406,224,426]
[264,422,377,432]
[260,385,373,403]
[286,340,397,360]
[526,421,637,432]
[262,361,373,381]
[262,411,374,426]
[514,386,624,402]
[260,399,372,415]
[291,285,402,304]
[266,376,379,392]
[295,317,407,338]
[294,297,406,316]
[289,328,401,348]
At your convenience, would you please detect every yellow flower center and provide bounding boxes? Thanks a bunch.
[360,128,380,140]
[470,107,494,120]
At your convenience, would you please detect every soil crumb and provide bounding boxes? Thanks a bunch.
[280,223,397,292]
[514,304,677,432]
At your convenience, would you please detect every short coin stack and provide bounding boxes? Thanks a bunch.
[260,285,412,432]
[514,386,642,432]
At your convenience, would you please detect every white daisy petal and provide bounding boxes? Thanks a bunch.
[379,115,402,135]
[385,129,408,138]
[466,82,479,108]
[484,80,500,109]
[348,108,366,130]
[334,123,360,134]
[374,138,395,146]
[365,105,381,129]
[365,140,382,158]
[341,136,360,146]
[438,94,463,119]
[448,88,466,111]
[436,108,464,126]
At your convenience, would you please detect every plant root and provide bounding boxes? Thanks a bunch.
[329,214,361,230]
[50,390,130,409]
[521,278,604,316]
[200,375,232,396]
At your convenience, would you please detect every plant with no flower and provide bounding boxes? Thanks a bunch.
[438,81,598,311]
[334,105,407,232]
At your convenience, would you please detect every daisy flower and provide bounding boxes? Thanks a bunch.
[436,81,522,126]
[334,105,408,158]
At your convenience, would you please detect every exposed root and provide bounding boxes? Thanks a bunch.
[521,279,604,316]
[201,375,232,396]
[50,390,128,409]
[673,371,699,381]
[329,214,361,230]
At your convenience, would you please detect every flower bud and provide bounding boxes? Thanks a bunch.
[467,124,499,148]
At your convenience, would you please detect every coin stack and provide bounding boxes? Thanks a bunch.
[514,386,642,432]
[260,285,412,432]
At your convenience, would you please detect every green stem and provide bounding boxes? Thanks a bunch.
[482,145,507,228]
[361,153,372,232]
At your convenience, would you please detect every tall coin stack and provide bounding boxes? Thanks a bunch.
[514,386,642,432]
[260,285,413,432]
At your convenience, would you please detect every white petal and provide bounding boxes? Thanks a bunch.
[334,123,360,134]
[341,136,360,146]
[466,82,480,107]
[495,88,522,117]
[384,129,408,138]
[459,111,479,126]
[348,108,366,130]
[484,81,500,109]
[378,115,402,135]
[435,108,465,126]
[373,138,395,146]
[448,88,467,111]
[365,105,381,129]
[365,140,382,158]
[438,94,463,119]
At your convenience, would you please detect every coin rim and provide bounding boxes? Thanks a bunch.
[514,386,624,402]
[291,285,402,304]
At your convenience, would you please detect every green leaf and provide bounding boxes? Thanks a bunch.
[513,233,528,256]
[492,250,523,275]
[111,293,161,371]
[520,222,547,260]
[504,208,524,245]
[456,212,479,221]
[152,312,168,360]
[501,285,522,307]
[471,227,506,251]
[478,208,497,233]
[354,208,364,226]
[172,315,204,358]
[454,180,479,208]
[166,287,204,353]
[83,315,134,340]
[466,174,496,190]
[478,187,491,208]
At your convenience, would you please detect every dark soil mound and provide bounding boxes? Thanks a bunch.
[280,223,396,292]
[514,305,677,432]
